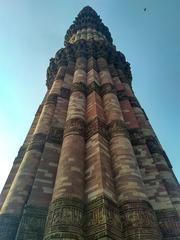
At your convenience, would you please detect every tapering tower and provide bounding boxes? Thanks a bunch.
[0,6,180,240]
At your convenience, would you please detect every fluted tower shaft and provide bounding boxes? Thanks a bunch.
[0,6,180,240]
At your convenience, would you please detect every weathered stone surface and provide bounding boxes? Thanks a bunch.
[87,81,100,95]
[28,133,47,152]
[0,214,20,240]
[86,117,108,140]
[64,117,85,137]
[47,127,64,145]
[59,87,71,99]
[44,198,84,240]
[0,103,43,210]
[156,209,180,239]
[1,6,180,240]
[119,200,162,240]
[85,196,122,239]
[15,205,47,240]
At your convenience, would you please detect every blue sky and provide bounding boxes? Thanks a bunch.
[0,0,179,191]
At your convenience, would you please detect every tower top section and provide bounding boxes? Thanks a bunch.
[46,6,132,89]
[64,6,113,46]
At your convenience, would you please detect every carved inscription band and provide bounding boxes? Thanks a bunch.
[44,198,84,240]
[119,200,162,240]
[64,118,85,137]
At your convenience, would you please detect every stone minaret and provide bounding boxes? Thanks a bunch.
[0,6,180,240]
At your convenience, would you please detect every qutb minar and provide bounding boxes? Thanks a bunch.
[0,6,180,240]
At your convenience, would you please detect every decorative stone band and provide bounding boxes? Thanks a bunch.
[117,89,128,101]
[87,81,100,96]
[47,127,64,145]
[68,28,109,45]
[119,200,162,240]
[108,120,129,139]
[146,136,164,155]
[128,128,146,146]
[27,133,47,153]
[64,118,85,137]
[59,87,71,99]
[71,82,87,96]
[100,83,117,97]
[85,196,122,240]
[0,214,20,240]
[86,117,109,141]
[156,209,180,238]
[15,205,48,240]
[64,6,113,46]
[146,136,173,170]
[46,40,132,88]
[45,94,58,105]
[44,197,84,240]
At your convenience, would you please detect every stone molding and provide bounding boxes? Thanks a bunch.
[101,83,117,97]
[59,87,71,99]
[44,197,84,240]
[85,196,122,239]
[128,128,145,146]
[46,40,132,89]
[71,82,87,96]
[117,89,128,101]
[27,133,47,153]
[119,200,162,240]
[64,6,113,46]
[64,118,85,137]
[146,136,164,155]
[146,136,173,169]
[47,127,64,145]
[108,119,128,139]
[45,94,58,105]
[156,209,180,238]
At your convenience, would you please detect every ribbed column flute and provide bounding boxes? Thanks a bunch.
[0,102,44,210]
[84,56,121,239]
[15,62,75,240]
[126,90,180,236]
[97,57,162,240]
[112,74,180,238]
[44,56,87,240]
[111,68,174,210]
[124,83,180,208]
[0,69,63,240]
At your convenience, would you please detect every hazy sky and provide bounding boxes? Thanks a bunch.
[0,0,179,192]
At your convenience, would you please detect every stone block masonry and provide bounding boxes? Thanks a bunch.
[0,5,179,240]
